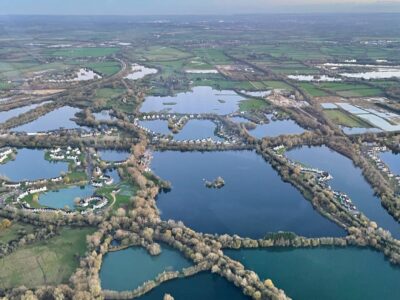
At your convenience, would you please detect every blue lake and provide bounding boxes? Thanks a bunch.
[287,146,400,239]
[0,103,42,123]
[12,106,86,132]
[249,118,305,138]
[100,245,192,291]
[138,272,249,300]
[39,185,95,209]
[230,116,250,123]
[140,86,245,115]
[227,247,400,300]
[105,169,121,184]
[98,150,130,162]
[0,149,68,181]
[94,110,114,121]
[379,151,400,176]
[151,151,344,238]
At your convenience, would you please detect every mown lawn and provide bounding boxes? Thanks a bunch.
[0,227,95,289]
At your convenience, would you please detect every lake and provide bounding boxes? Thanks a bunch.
[379,151,400,176]
[248,119,305,138]
[140,86,245,115]
[151,151,344,238]
[138,272,249,300]
[105,169,121,184]
[93,110,114,121]
[287,146,400,239]
[38,185,94,209]
[227,247,400,300]
[100,245,191,291]
[140,119,223,141]
[98,150,130,162]
[12,106,86,132]
[125,64,158,80]
[0,149,68,181]
[0,103,42,123]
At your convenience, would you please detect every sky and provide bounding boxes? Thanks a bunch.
[1,0,400,15]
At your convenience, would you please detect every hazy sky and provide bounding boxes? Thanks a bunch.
[1,0,399,15]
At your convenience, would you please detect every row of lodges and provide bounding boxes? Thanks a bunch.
[76,196,108,209]
[0,148,14,163]
[366,146,400,185]
[138,113,210,121]
[49,147,82,166]
[333,191,357,212]
[92,174,114,187]
[9,126,115,138]
[281,150,358,213]
[151,136,241,146]
[16,186,48,202]
[2,175,63,189]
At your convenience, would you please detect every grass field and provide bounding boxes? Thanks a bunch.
[0,219,34,244]
[114,182,137,211]
[184,58,214,70]
[239,99,269,111]
[0,81,13,90]
[66,171,87,182]
[96,88,125,99]
[141,46,191,61]
[324,109,371,128]
[49,47,119,58]
[85,61,121,76]
[192,48,232,64]
[263,80,293,91]
[188,73,255,90]
[317,82,384,97]
[0,227,95,289]
[299,83,329,97]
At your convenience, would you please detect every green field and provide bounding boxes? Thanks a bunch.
[239,98,269,111]
[0,227,95,289]
[85,61,121,76]
[263,80,293,91]
[324,109,371,128]
[193,48,232,64]
[141,46,191,61]
[49,47,119,58]
[0,81,13,90]
[299,83,329,97]
[66,171,87,182]
[184,58,214,70]
[317,82,384,97]
[113,182,138,211]
[96,88,125,99]
[0,219,35,244]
